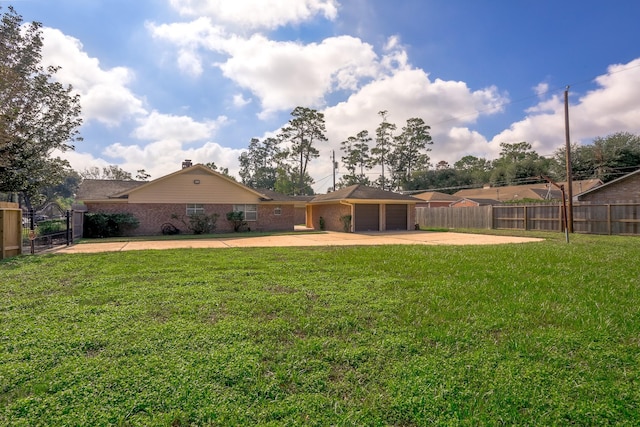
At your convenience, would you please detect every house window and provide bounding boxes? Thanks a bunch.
[274,206,282,215]
[186,203,205,216]
[233,204,258,221]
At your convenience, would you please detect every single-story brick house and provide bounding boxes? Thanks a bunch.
[76,162,299,235]
[306,185,420,232]
[575,169,640,203]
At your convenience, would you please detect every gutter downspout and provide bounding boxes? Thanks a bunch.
[340,201,354,232]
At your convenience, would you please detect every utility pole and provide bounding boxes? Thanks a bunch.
[542,175,570,243]
[564,86,574,233]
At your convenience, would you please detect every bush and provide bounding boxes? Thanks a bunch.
[84,213,139,238]
[188,213,219,234]
[339,214,352,232]
[170,213,219,235]
[37,219,66,236]
[226,211,248,232]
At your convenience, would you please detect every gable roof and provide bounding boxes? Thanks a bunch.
[413,191,461,202]
[110,164,271,200]
[576,169,640,199]
[76,164,281,202]
[311,184,420,203]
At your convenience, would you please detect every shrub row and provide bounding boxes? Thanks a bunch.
[84,213,139,238]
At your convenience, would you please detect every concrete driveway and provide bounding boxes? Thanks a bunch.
[54,231,543,254]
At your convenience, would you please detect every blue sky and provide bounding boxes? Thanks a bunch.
[7,0,640,191]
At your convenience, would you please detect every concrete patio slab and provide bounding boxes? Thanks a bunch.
[54,231,543,254]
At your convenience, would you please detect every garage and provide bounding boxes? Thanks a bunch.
[308,184,418,233]
[385,204,408,230]
[355,204,380,231]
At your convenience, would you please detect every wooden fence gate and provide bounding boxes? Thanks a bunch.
[0,202,22,259]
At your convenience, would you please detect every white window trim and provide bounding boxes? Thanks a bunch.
[186,203,205,216]
[233,204,258,221]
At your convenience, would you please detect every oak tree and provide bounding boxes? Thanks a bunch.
[0,7,82,208]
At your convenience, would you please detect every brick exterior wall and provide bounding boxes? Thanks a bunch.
[85,202,295,236]
[578,173,640,204]
[294,207,306,225]
[310,204,351,232]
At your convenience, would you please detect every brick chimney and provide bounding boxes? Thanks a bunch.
[182,159,193,169]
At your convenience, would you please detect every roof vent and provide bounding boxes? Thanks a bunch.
[182,159,193,169]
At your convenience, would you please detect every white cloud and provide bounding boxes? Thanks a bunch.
[324,68,506,142]
[534,82,549,98]
[149,20,398,117]
[303,68,507,190]
[101,140,244,180]
[40,28,147,126]
[177,49,203,76]
[59,139,244,183]
[218,34,381,117]
[132,111,227,142]
[168,0,339,29]
[232,94,252,108]
[490,58,640,156]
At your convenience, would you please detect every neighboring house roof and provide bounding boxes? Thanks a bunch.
[310,184,420,204]
[571,179,604,195]
[412,191,461,202]
[529,188,563,199]
[254,189,310,204]
[575,169,640,200]
[76,179,146,201]
[454,179,602,202]
[452,197,501,206]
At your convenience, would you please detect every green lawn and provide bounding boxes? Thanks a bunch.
[1,233,639,425]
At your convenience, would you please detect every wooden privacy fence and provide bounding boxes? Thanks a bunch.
[417,203,640,236]
[0,202,22,259]
[416,206,493,230]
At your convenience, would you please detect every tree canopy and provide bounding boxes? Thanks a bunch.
[0,7,82,208]
[553,132,640,183]
[279,107,327,195]
[80,165,133,181]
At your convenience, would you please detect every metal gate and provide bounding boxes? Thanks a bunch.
[22,209,74,254]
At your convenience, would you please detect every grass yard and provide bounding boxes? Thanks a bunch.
[1,233,639,425]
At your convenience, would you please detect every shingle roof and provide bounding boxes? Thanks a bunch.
[575,169,640,199]
[454,198,501,206]
[311,184,419,203]
[454,179,602,202]
[413,191,461,202]
[254,189,311,202]
[76,180,146,200]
